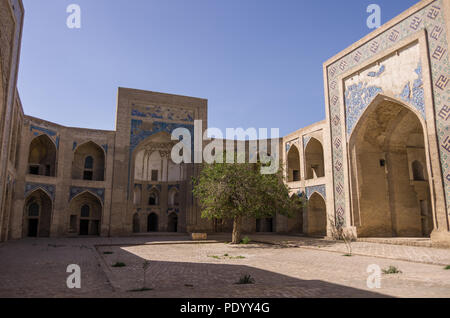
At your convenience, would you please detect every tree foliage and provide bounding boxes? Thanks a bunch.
[192,154,305,243]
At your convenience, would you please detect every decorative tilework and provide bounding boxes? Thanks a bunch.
[25,183,55,201]
[69,187,105,204]
[128,119,194,198]
[327,0,450,224]
[306,185,326,200]
[345,83,383,135]
[131,104,194,123]
[130,120,194,153]
[285,138,299,152]
[397,63,425,119]
[102,144,108,153]
[367,65,385,77]
[30,125,56,137]
[30,125,59,148]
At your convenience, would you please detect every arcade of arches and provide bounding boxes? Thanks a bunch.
[2,3,449,244]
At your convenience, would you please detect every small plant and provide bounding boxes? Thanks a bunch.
[224,254,229,257]
[328,216,354,256]
[343,254,352,257]
[103,251,113,255]
[382,266,402,274]
[208,255,220,259]
[112,262,126,268]
[236,274,255,285]
[240,236,251,245]
[444,265,450,270]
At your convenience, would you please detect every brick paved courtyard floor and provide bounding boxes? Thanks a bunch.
[0,234,449,298]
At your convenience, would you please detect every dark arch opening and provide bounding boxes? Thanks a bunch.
[412,160,425,181]
[28,135,57,177]
[307,193,327,237]
[305,138,324,179]
[349,97,432,237]
[72,142,105,181]
[287,146,301,182]
[167,213,178,232]
[147,213,158,232]
[25,190,52,237]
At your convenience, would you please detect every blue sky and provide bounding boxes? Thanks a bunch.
[18,0,418,135]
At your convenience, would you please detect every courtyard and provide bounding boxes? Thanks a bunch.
[0,234,449,298]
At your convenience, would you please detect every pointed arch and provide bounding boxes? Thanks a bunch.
[28,134,57,177]
[24,189,53,237]
[68,191,102,236]
[148,187,160,206]
[304,137,324,179]
[287,144,301,182]
[306,192,327,237]
[72,141,105,181]
[348,94,433,237]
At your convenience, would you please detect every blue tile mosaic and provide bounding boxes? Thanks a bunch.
[69,186,105,204]
[25,183,55,201]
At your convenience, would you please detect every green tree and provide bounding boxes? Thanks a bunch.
[192,154,304,244]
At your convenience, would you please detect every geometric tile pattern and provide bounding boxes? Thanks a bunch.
[326,0,450,225]
[306,184,326,200]
[30,125,60,149]
[285,138,299,152]
[345,83,383,135]
[69,186,105,204]
[25,183,55,201]
[131,105,194,123]
[398,62,426,119]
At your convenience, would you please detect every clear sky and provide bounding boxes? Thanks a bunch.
[18,0,419,135]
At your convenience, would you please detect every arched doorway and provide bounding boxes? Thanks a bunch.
[133,213,140,233]
[72,141,105,181]
[68,192,102,236]
[307,193,327,236]
[305,138,324,179]
[24,189,52,237]
[349,97,432,237]
[28,135,57,177]
[287,146,301,182]
[147,213,158,232]
[167,213,178,232]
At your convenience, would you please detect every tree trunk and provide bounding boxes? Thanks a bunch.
[231,215,242,244]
